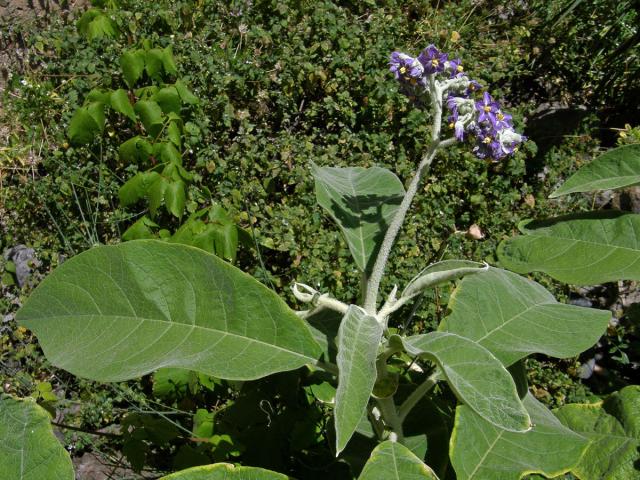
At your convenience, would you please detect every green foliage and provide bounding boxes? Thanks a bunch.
[451,394,587,480]
[402,260,487,298]
[402,332,530,432]
[550,144,640,197]
[554,386,640,480]
[440,267,610,365]
[16,241,321,381]
[358,441,438,479]
[160,463,288,479]
[2,0,637,478]
[0,396,74,480]
[334,307,383,454]
[499,211,640,284]
[313,164,405,273]
[499,144,640,284]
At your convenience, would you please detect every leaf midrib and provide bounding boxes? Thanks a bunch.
[26,314,316,360]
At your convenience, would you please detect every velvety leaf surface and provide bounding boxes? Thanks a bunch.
[497,211,640,284]
[554,385,640,479]
[160,463,288,479]
[16,240,321,382]
[402,260,487,298]
[550,144,640,197]
[358,440,439,479]
[335,306,383,454]
[440,267,610,365]
[312,164,404,272]
[402,332,530,432]
[450,394,587,480]
[0,396,74,480]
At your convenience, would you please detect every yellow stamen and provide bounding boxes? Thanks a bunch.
[399,66,407,74]
[449,122,455,129]
[497,112,505,121]
[432,59,439,67]
[483,136,492,144]
[484,106,491,113]
[457,65,464,72]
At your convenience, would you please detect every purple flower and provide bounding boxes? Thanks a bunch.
[491,109,513,130]
[446,94,459,119]
[472,125,503,160]
[497,129,526,156]
[389,52,425,84]
[475,92,499,123]
[446,58,464,78]
[417,45,448,75]
[465,79,482,97]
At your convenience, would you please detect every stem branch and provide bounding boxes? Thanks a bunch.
[363,78,448,315]
[398,371,440,422]
[376,396,404,443]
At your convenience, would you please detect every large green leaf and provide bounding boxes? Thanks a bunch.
[312,164,405,272]
[135,100,164,137]
[0,396,74,480]
[358,440,439,479]
[165,179,186,219]
[554,385,640,479]
[110,88,137,122]
[450,393,587,480]
[175,79,199,105]
[120,49,146,88]
[119,171,160,206]
[160,463,288,479]
[119,136,153,164]
[440,267,610,366]
[403,332,530,432]
[498,211,640,284]
[16,240,321,382]
[153,86,182,114]
[550,144,640,197]
[335,306,383,455]
[68,106,101,145]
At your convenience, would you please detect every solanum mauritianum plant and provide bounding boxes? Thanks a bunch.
[3,45,637,479]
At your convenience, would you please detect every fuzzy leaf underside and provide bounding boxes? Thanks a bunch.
[403,332,530,432]
[334,306,383,455]
[358,440,439,479]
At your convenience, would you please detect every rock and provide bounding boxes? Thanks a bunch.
[3,244,40,288]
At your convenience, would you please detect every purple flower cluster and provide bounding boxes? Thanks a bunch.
[389,45,525,161]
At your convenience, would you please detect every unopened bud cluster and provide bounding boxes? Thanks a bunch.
[390,45,525,161]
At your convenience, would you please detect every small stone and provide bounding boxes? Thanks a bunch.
[466,224,485,240]
[524,194,535,208]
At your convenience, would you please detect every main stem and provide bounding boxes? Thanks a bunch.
[363,76,446,315]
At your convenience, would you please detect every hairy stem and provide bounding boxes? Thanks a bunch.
[398,371,440,422]
[376,396,404,443]
[363,79,452,316]
[363,143,439,315]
